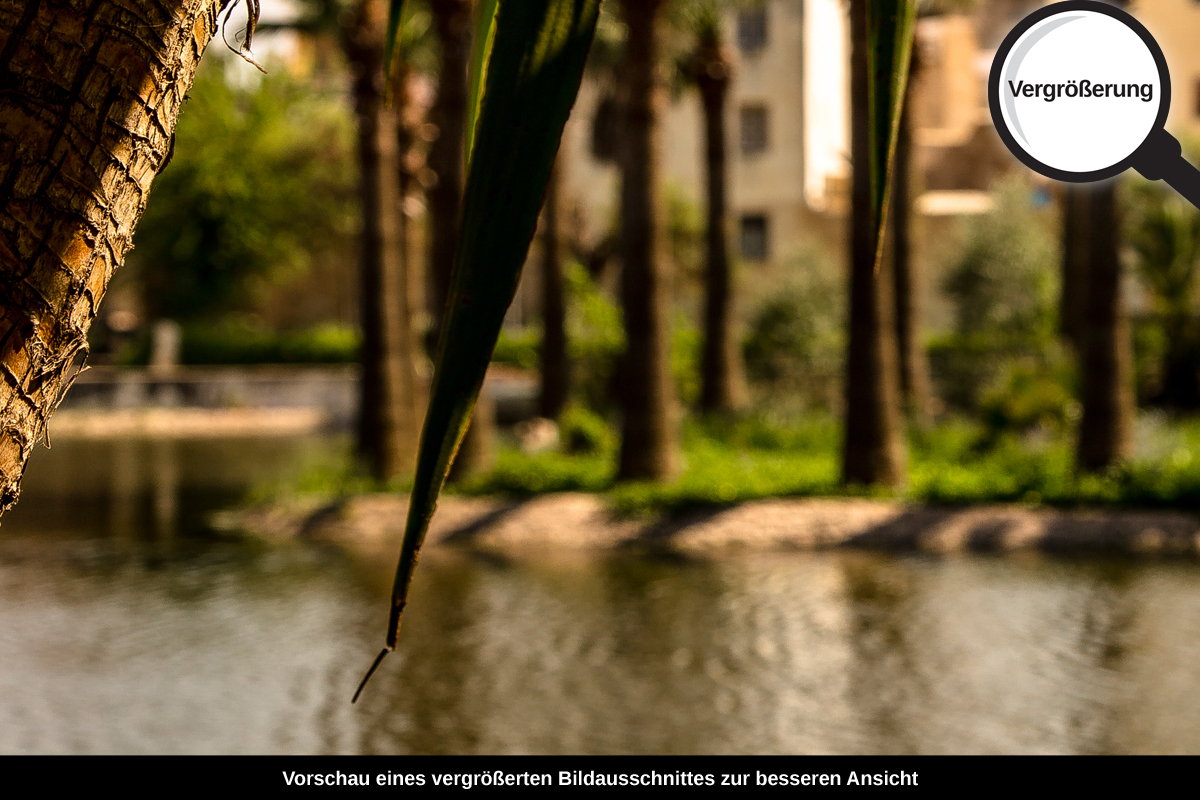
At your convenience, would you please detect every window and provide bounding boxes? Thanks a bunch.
[740,215,769,261]
[738,6,768,52]
[740,105,769,155]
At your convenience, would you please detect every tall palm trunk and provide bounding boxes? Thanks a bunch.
[616,0,678,481]
[345,0,420,481]
[892,59,933,426]
[1077,182,1134,472]
[696,33,747,415]
[842,0,905,488]
[0,0,222,517]
[540,162,568,419]
[426,0,472,347]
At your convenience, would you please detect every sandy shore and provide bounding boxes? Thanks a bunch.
[224,492,1200,558]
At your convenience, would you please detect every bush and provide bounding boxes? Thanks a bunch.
[131,55,357,323]
[492,327,541,370]
[742,249,845,413]
[933,175,1059,412]
[978,347,1079,443]
[558,405,615,455]
[565,262,625,412]
[117,318,361,365]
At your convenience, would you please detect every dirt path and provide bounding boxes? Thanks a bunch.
[227,493,1200,558]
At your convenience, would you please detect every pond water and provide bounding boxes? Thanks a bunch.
[2,436,1200,754]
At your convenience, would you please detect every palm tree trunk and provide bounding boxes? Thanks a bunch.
[1077,182,1134,472]
[843,0,906,488]
[540,161,568,420]
[0,0,222,517]
[426,0,472,349]
[697,37,747,415]
[345,0,420,481]
[616,0,678,481]
[892,64,933,427]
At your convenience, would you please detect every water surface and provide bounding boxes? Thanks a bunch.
[2,437,1199,754]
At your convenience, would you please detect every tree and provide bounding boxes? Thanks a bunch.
[539,161,569,419]
[842,0,915,488]
[1077,182,1134,472]
[684,4,748,415]
[267,0,424,482]
[425,0,471,341]
[131,60,358,326]
[344,0,422,481]
[616,0,680,481]
[890,46,934,426]
[1073,0,1134,473]
[0,0,230,517]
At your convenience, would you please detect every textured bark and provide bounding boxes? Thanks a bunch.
[0,0,224,517]
[1077,182,1134,472]
[891,65,933,427]
[425,0,472,350]
[345,0,420,481]
[695,32,747,415]
[616,0,678,481]
[539,161,568,420]
[842,0,905,488]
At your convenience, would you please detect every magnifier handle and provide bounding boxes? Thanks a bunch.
[1132,129,1200,210]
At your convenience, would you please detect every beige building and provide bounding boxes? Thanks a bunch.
[546,2,1025,272]
[506,1,1017,331]
[1135,0,1200,143]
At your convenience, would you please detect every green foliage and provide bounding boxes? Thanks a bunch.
[492,327,541,370]
[933,176,1059,411]
[439,414,1200,513]
[1125,169,1200,407]
[673,316,703,408]
[1128,180,1200,318]
[666,183,705,282]
[977,347,1079,443]
[117,319,360,366]
[942,177,1058,341]
[742,249,845,412]
[457,448,614,495]
[565,262,625,412]
[559,404,615,455]
[133,57,357,322]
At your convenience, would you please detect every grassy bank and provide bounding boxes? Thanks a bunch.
[260,413,1200,516]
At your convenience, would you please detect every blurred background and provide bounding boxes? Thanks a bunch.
[7,0,1200,753]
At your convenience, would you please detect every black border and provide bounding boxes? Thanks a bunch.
[988,0,1172,182]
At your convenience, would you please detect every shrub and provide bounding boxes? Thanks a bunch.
[559,404,615,455]
[933,175,1058,412]
[742,249,845,413]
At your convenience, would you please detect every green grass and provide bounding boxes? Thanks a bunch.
[460,414,1200,515]
[254,414,1200,517]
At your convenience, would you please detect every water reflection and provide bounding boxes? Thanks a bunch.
[2,437,1200,753]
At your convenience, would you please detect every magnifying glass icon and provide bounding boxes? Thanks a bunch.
[990,0,1200,207]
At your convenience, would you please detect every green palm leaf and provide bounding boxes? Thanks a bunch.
[867,0,917,269]
[465,0,500,164]
[384,0,405,81]
[354,0,602,702]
